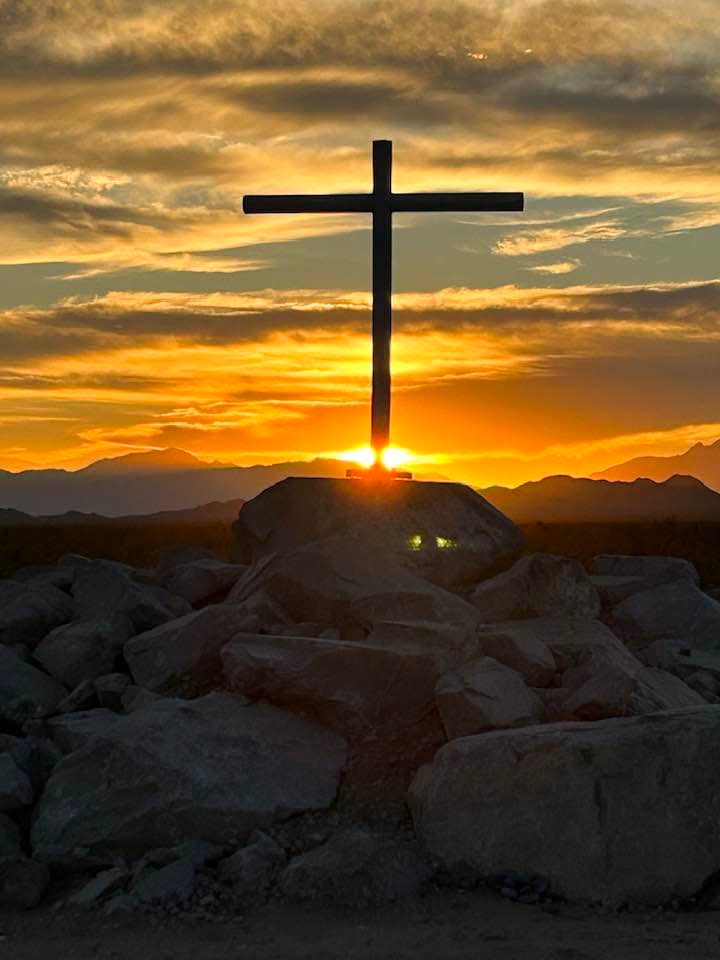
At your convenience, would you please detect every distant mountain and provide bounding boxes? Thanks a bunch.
[480,474,720,523]
[0,498,246,526]
[0,449,354,517]
[592,439,720,490]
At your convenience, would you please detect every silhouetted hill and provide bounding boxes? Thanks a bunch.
[480,474,720,523]
[0,450,353,516]
[592,439,720,490]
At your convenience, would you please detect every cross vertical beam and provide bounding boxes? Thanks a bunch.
[372,140,392,453]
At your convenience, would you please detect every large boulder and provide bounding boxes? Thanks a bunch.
[0,580,73,647]
[48,708,120,753]
[71,558,191,631]
[0,647,66,723]
[410,707,720,905]
[124,604,261,694]
[228,537,480,634]
[613,580,720,651]
[34,615,133,688]
[590,555,699,588]
[435,658,544,738]
[233,477,521,589]
[222,633,446,774]
[32,692,347,864]
[469,554,600,622]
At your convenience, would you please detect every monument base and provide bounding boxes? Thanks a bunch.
[233,475,521,589]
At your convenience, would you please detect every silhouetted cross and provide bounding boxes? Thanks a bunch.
[244,140,524,465]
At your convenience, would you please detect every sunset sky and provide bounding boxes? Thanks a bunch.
[2,0,720,486]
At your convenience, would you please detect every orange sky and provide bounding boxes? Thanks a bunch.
[1,0,720,486]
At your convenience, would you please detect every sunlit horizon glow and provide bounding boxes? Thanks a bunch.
[1,1,720,487]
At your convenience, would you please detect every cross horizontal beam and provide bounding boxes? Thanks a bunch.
[243,192,524,215]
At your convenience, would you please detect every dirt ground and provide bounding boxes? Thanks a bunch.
[2,889,720,960]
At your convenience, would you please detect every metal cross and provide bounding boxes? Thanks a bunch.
[244,140,524,466]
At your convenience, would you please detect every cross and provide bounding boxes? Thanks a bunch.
[243,140,524,473]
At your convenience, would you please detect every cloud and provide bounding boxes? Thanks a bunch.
[527,260,580,275]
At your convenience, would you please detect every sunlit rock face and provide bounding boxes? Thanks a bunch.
[232,477,522,590]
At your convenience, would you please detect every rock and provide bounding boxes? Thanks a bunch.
[13,565,74,591]
[222,633,447,771]
[435,658,544,738]
[0,580,73,647]
[0,753,33,810]
[470,554,600,622]
[34,616,133,688]
[124,605,261,694]
[121,685,161,713]
[410,706,720,905]
[474,622,557,686]
[233,477,521,589]
[153,559,248,606]
[71,558,191,631]
[613,580,720,651]
[57,679,97,714]
[0,646,66,723]
[0,733,61,791]
[157,546,221,573]
[48,709,120,753]
[339,617,478,665]
[140,839,223,870]
[497,617,634,674]
[133,858,196,904]
[94,673,131,710]
[0,857,49,908]
[278,828,430,906]
[590,575,649,606]
[554,656,706,721]
[218,830,286,895]
[229,537,479,634]
[590,554,699,587]
[0,814,21,857]
[32,693,347,864]
[69,866,130,907]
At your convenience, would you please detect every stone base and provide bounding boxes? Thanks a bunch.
[233,476,521,589]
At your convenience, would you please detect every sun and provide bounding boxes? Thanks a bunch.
[333,445,412,471]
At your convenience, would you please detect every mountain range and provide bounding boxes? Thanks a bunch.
[3,442,720,524]
[592,439,720,489]
[0,449,354,517]
[482,474,720,523]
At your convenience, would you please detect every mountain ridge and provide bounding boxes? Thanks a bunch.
[592,438,720,490]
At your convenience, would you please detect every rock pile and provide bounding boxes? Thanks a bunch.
[1,478,720,911]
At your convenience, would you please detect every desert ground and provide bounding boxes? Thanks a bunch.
[4,890,720,960]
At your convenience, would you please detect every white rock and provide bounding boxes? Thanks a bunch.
[233,477,521,590]
[613,579,720,651]
[474,622,557,686]
[410,706,720,905]
[0,580,73,647]
[218,830,286,895]
[125,604,260,694]
[48,709,120,753]
[32,692,347,864]
[278,828,430,906]
[35,615,133,688]
[229,537,479,634]
[435,658,544,739]
[470,554,600,622]
[71,558,190,631]
[0,813,21,857]
[591,554,699,587]
[0,753,33,810]
[0,646,66,723]
[222,633,447,769]
[153,558,247,606]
